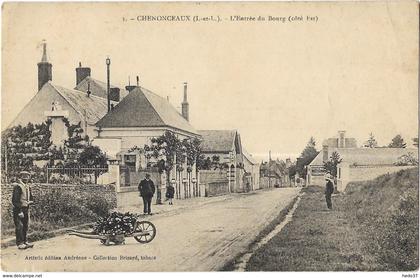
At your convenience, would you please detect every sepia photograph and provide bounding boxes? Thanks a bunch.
[0,1,418,274]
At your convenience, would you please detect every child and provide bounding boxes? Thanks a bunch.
[166,184,175,205]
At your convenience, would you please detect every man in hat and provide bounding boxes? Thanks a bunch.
[325,174,334,210]
[12,171,34,249]
[138,173,155,215]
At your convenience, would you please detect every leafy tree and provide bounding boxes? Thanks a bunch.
[364,132,378,148]
[78,145,107,166]
[296,137,319,177]
[288,163,296,180]
[323,151,343,178]
[388,134,406,148]
[144,131,203,203]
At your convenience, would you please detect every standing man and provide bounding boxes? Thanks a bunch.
[12,171,34,249]
[138,173,155,215]
[325,174,334,210]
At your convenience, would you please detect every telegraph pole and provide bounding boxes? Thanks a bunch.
[106,57,111,112]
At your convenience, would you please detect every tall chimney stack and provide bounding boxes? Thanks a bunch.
[106,57,111,112]
[125,75,137,92]
[338,130,346,148]
[181,82,189,121]
[76,62,91,86]
[37,40,52,91]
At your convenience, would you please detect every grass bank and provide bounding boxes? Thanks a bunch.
[246,168,418,271]
[221,194,299,271]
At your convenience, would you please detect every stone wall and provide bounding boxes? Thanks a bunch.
[337,165,417,192]
[199,170,229,197]
[259,177,281,189]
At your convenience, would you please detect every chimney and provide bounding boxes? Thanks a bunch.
[125,76,137,92]
[109,87,120,102]
[181,82,189,121]
[86,81,91,97]
[136,76,139,86]
[37,40,52,91]
[338,130,346,148]
[106,57,111,112]
[76,62,91,86]
[322,144,329,162]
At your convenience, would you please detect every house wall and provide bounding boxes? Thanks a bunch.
[337,164,418,192]
[199,169,229,197]
[307,165,326,186]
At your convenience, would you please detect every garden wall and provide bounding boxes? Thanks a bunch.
[199,170,229,197]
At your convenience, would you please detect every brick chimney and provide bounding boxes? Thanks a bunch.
[338,130,346,148]
[181,82,189,121]
[109,87,120,102]
[125,76,137,92]
[37,41,52,91]
[76,62,91,86]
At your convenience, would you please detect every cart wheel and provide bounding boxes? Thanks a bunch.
[134,221,156,243]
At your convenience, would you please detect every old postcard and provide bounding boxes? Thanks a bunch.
[1,1,418,273]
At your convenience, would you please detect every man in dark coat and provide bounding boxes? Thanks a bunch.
[12,171,34,249]
[325,174,334,210]
[138,174,156,215]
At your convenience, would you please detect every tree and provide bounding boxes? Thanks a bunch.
[296,137,319,178]
[144,131,203,203]
[78,145,107,166]
[323,151,343,178]
[388,135,406,148]
[363,132,378,148]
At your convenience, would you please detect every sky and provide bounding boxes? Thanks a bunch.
[2,2,418,160]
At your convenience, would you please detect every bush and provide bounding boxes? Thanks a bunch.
[2,186,114,237]
[343,168,419,271]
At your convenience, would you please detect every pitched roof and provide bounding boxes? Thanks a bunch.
[309,147,418,166]
[75,76,128,100]
[96,87,198,135]
[242,148,258,165]
[198,130,237,153]
[50,83,115,125]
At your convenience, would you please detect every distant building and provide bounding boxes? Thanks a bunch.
[198,130,245,192]
[242,149,260,191]
[335,148,418,191]
[307,130,418,191]
[307,130,357,186]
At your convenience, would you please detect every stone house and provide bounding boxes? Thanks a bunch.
[198,130,245,193]
[307,130,357,186]
[242,149,260,191]
[8,43,122,141]
[307,131,418,191]
[335,148,418,191]
[92,84,200,204]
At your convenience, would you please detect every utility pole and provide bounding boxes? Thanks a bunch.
[106,57,111,112]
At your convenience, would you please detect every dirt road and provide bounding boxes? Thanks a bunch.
[1,188,300,272]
